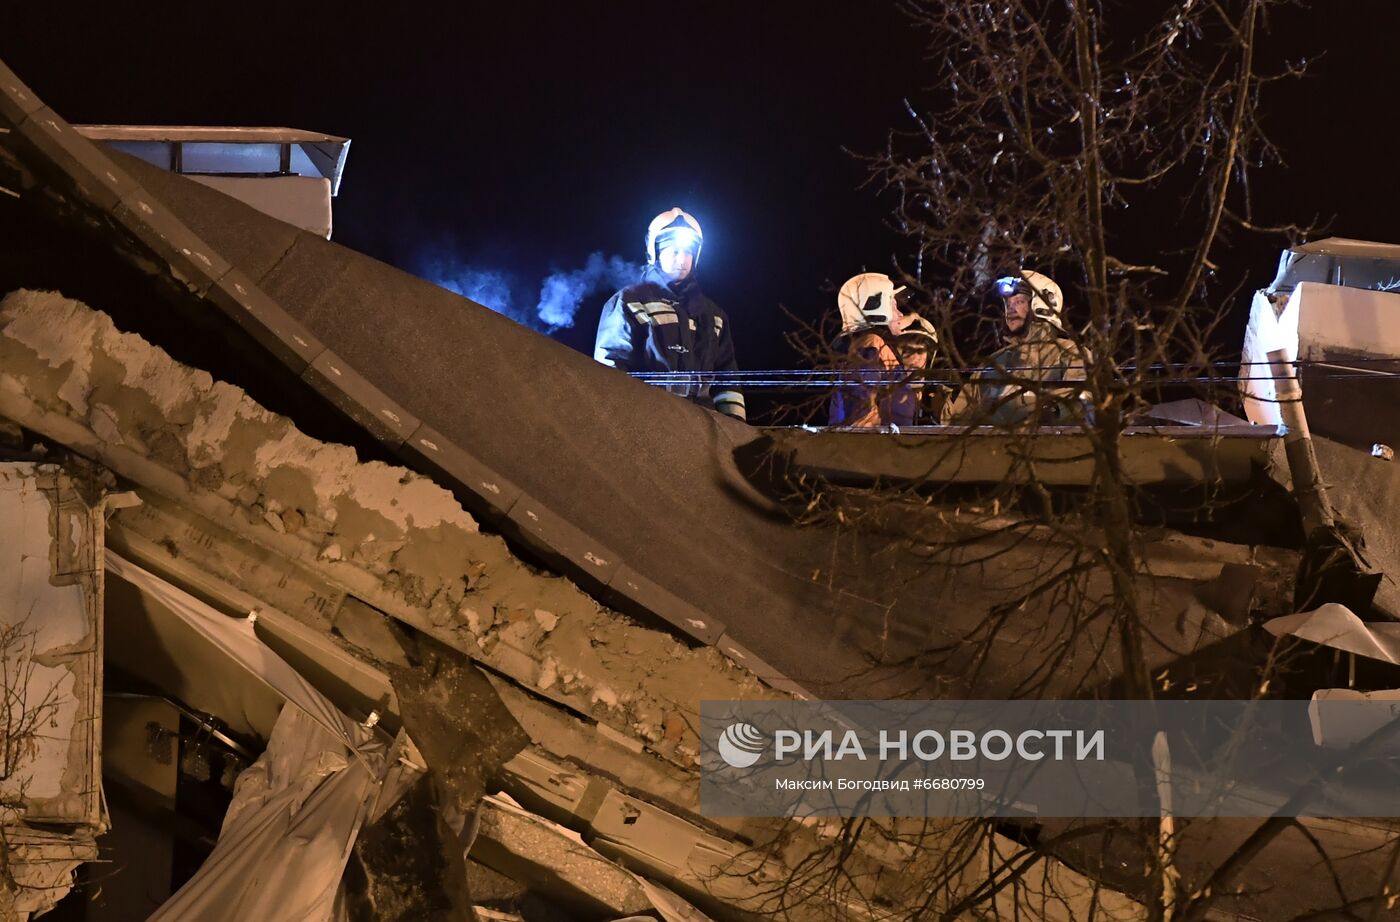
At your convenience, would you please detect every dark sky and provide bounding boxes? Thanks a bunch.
[4,2,1399,373]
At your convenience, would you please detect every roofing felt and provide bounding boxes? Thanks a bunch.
[102,147,902,697]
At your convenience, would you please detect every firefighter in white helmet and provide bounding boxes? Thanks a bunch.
[946,269,1091,425]
[828,273,945,427]
[593,207,746,420]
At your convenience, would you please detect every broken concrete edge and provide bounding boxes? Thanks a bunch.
[776,424,1276,488]
[496,751,898,921]
[107,525,404,732]
[100,498,679,918]
[0,337,1148,922]
[473,792,886,922]
[103,478,928,918]
[475,789,892,922]
[107,483,746,778]
[13,443,929,920]
[490,679,736,838]
[880,504,1300,585]
[0,298,1153,916]
[0,290,784,770]
[106,516,724,827]
[472,794,654,918]
[0,81,806,692]
[0,268,810,724]
[0,829,99,919]
[587,791,913,922]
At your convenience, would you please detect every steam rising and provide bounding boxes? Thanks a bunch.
[418,251,641,333]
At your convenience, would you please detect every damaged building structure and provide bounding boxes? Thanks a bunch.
[5,56,1400,921]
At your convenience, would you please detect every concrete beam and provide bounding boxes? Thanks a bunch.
[0,290,775,772]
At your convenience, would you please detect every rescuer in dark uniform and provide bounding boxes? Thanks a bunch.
[593,208,746,420]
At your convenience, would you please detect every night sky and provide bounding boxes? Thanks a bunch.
[4,2,1399,376]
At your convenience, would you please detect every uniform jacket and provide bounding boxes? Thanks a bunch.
[594,266,746,419]
[827,328,920,428]
[946,321,1091,426]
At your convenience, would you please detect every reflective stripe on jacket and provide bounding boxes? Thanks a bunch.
[594,266,746,420]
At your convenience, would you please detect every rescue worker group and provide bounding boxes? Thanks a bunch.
[593,207,1090,427]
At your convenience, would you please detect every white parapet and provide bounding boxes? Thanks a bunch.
[1241,281,1400,427]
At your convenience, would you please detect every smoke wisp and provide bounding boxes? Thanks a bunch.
[417,250,642,333]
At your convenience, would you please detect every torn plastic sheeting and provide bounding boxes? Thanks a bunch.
[109,550,426,922]
[105,549,364,750]
[1263,603,1400,664]
[104,569,282,740]
[368,730,427,825]
[149,703,378,922]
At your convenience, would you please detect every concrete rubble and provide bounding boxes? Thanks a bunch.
[0,289,972,919]
[4,48,1399,918]
[0,283,1350,921]
[471,793,653,918]
[2,284,1377,921]
[0,288,773,764]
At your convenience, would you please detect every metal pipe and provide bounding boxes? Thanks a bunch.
[1267,347,1334,534]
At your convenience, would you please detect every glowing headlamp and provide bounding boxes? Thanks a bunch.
[659,227,700,253]
[994,276,1023,298]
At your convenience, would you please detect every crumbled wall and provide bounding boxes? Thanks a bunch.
[0,289,774,764]
[0,463,103,921]
[0,463,101,824]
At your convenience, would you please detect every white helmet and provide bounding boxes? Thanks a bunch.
[837,272,906,335]
[993,270,1064,330]
[646,208,704,265]
[892,311,939,347]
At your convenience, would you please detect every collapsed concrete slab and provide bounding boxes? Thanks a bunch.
[471,793,654,918]
[0,290,1146,920]
[5,290,935,916]
[0,289,774,768]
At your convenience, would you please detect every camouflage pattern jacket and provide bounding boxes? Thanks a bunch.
[946,322,1092,426]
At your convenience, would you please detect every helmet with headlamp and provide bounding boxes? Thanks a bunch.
[992,270,1064,330]
[646,208,704,266]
